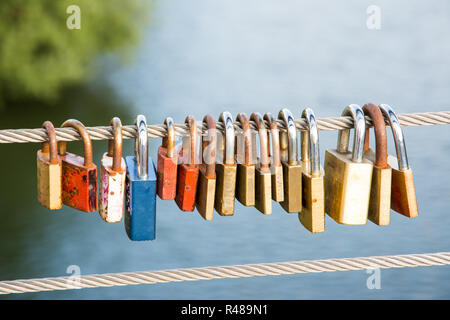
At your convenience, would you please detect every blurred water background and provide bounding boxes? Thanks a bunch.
[0,0,449,299]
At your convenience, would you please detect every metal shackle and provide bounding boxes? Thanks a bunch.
[218,112,235,165]
[362,103,389,169]
[201,114,217,178]
[162,117,175,158]
[134,115,148,179]
[107,117,124,172]
[263,112,281,168]
[278,108,298,165]
[301,108,321,176]
[250,112,270,170]
[236,113,254,165]
[42,121,59,165]
[59,119,94,167]
[378,104,409,170]
[184,115,198,167]
[337,104,366,162]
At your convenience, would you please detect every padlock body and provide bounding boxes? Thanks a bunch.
[388,155,418,218]
[236,164,255,206]
[61,152,97,212]
[195,164,216,220]
[125,155,157,241]
[299,170,325,233]
[364,150,392,226]
[324,149,373,225]
[99,153,126,223]
[157,146,178,200]
[215,163,237,216]
[280,161,302,213]
[271,164,284,202]
[176,163,199,212]
[255,166,272,214]
[37,150,62,210]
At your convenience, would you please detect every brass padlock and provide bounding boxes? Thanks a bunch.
[379,104,418,218]
[37,121,62,210]
[298,108,325,233]
[235,113,255,206]
[324,104,373,225]
[263,113,284,202]
[195,114,217,220]
[214,112,237,216]
[362,103,392,226]
[250,112,272,214]
[278,108,302,213]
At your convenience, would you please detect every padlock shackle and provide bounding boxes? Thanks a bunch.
[201,114,217,178]
[42,121,59,165]
[362,103,389,169]
[263,113,281,168]
[107,117,123,172]
[162,117,175,158]
[218,112,235,165]
[134,115,149,179]
[236,113,254,165]
[250,112,270,170]
[378,104,410,170]
[278,108,298,165]
[59,119,94,167]
[184,115,198,167]
[301,108,321,177]
[337,104,365,163]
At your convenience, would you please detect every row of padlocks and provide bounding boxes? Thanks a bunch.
[36,103,418,241]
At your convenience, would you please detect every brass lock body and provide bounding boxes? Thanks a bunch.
[264,113,284,202]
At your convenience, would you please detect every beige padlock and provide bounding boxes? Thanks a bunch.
[264,112,284,202]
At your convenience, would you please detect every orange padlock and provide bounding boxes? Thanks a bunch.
[157,117,178,200]
[176,115,199,212]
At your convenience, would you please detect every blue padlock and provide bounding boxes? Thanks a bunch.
[124,115,157,241]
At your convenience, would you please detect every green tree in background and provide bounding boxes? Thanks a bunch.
[0,0,148,106]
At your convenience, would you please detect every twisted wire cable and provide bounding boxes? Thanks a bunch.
[1,251,449,295]
[0,111,448,144]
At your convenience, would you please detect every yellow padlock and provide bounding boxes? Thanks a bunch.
[264,113,284,202]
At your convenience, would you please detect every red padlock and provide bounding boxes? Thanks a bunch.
[59,119,97,212]
[157,117,178,200]
[175,115,199,211]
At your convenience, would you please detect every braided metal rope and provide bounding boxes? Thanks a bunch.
[1,252,449,295]
[0,111,449,144]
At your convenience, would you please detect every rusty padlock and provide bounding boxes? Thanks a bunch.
[379,104,418,218]
[157,117,178,200]
[278,108,302,213]
[264,113,284,202]
[362,103,392,226]
[37,121,62,210]
[251,112,272,214]
[59,119,97,212]
[214,112,237,216]
[235,113,256,206]
[176,115,199,212]
[298,108,325,233]
[99,117,127,222]
[195,114,217,220]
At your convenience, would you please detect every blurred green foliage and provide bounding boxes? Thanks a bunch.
[0,0,148,106]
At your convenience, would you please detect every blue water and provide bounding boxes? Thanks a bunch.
[1,0,449,299]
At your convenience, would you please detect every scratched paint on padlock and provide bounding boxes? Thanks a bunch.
[99,155,126,222]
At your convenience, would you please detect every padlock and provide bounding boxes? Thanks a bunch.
[250,112,272,214]
[298,108,325,233]
[362,103,392,226]
[124,115,157,241]
[99,117,127,223]
[278,108,302,213]
[324,104,373,225]
[379,104,418,218]
[176,115,199,212]
[157,117,178,200]
[59,119,97,212]
[214,112,237,216]
[37,121,62,210]
[264,113,284,202]
[195,114,217,220]
[235,113,255,206]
